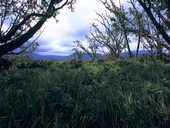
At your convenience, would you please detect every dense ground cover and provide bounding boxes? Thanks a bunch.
[0,58,170,128]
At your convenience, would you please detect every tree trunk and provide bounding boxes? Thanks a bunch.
[124,31,133,58]
[137,0,170,45]
[0,18,46,57]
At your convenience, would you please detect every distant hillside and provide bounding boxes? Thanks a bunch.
[31,54,74,60]
[30,53,100,60]
[30,50,149,60]
[120,50,149,57]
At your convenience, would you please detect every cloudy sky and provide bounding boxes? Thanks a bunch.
[36,0,106,55]
[36,0,137,56]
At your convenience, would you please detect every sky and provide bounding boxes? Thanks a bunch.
[35,0,138,56]
[36,0,105,55]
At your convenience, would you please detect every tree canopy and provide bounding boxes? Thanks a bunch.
[137,0,170,44]
[0,0,75,56]
[73,0,170,60]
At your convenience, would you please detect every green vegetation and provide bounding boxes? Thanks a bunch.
[1,1,169,127]
[0,58,169,128]
[0,0,76,56]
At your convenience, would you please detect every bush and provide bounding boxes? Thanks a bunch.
[0,59,169,128]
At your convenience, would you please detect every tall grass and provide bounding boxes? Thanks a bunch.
[0,59,169,128]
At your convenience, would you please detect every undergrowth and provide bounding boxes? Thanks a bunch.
[0,58,170,128]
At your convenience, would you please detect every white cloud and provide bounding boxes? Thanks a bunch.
[37,0,136,55]
[37,0,105,55]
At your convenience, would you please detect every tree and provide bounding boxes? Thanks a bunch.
[126,0,170,58]
[74,0,169,60]
[0,0,76,57]
[101,0,133,57]
[73,39,98,60]
[136,0,170,45]
[87,15,126,58]
[71,47,84,60]
[74,0,133,59]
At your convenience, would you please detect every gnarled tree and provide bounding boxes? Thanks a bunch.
[137,0,170,45]
[73,0,133,59]
[0,0,76,56]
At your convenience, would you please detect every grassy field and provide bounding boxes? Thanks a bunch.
[0,58,170,128]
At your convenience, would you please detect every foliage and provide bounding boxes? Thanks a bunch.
[0,0,76,56]
[73,0,170,60]
[137,0,170,45]
[73,0,131,59]
[0,58,170,128]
